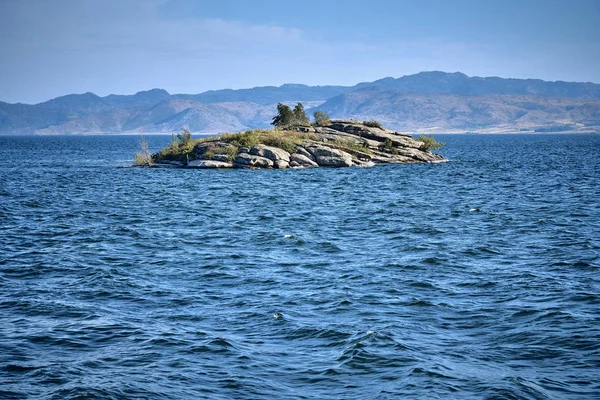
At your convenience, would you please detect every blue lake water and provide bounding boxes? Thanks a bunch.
[0,134,599,399]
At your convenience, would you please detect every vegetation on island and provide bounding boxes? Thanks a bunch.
[313,111,330,126]
[135,102,446,167]
[379,138,398,155]
[213,128,317,156]
[271,102,310,128]
[417,134,446,151]
[152,128,196,162]
[148,127,318,164]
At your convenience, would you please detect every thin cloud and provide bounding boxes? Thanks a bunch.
[0,0,598,103]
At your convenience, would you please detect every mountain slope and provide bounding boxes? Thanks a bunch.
[356,71,600,99]
[315,89,600,132]
[103,89,171,108]
[1,72,599,134]
[34,99,276,134]
[174,84,350,105]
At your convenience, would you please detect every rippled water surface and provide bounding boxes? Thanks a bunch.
[1,134,599,399]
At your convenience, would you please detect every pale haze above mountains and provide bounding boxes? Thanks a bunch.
[1,72,599,135]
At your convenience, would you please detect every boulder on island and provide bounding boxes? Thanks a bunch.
[233,153,274,168]
[306,144,354,167]
[249,145,290,169]
[290,153,318,168]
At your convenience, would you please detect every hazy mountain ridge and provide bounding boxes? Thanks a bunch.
[2,72,599,134]
[173,84,350,105]
[33,100,275,135]
[316,89,600,132]
[355,71,600,98]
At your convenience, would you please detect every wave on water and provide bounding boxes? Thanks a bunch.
[0,134,599,399]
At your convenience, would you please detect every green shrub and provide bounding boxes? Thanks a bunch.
[378,137,398,155]
[223,145,239,162]
[157,137,176,160]
[262,135,298,154]
[417,134,446,151]
[272,103,294,127]
[293,103,310,126]
[272,102,309,127]
[231,130,261,149]
[153,129,199,161]
[176,129,195,154]
[177,128,192,146]
[313,111,330,126]
[203,149,215,160]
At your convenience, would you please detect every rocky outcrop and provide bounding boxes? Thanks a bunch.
[305,144,353,168]
[249,145,290,169]
[233,153,273,168]
[328,122,421,149]
[149,120,446,169]
[290,153,318,168]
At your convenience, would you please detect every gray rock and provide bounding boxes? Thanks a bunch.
[315,156,353,167]
[290,153,318,167]
[153,120,445,171]
[187,159,233,168]
[306,145,353,167]
[327,121,422,149]
[250,144,291,163]
[274,160,289,169]
[233,153,273,168]
[294,146,315,161]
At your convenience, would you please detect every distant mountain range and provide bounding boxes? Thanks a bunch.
[1,71,599,134]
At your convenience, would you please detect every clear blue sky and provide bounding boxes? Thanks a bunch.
[1,0,598,104]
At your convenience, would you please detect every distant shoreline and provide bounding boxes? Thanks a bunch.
[1,72,598,137]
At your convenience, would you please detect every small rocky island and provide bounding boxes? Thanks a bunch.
[136,106,446,169]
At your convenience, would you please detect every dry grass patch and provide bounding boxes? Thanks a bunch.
[154,128,319,162]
